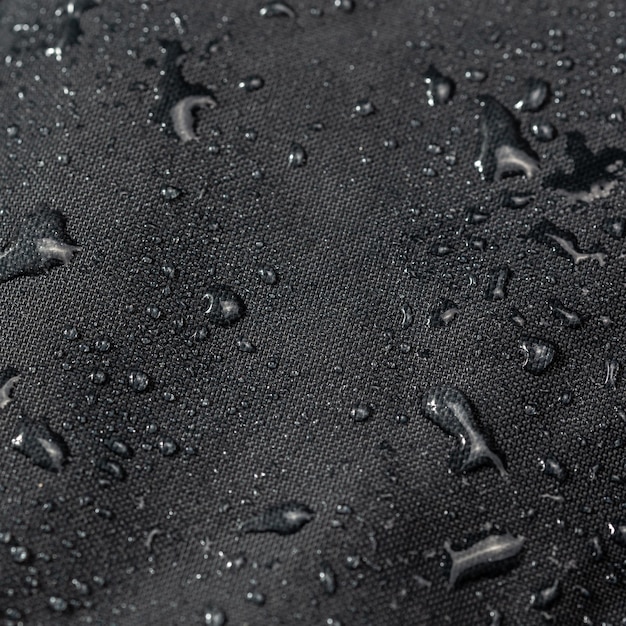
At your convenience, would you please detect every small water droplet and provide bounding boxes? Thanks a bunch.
[258,265,278,285]
[236,337,256,353]
[288,144,307,167]
[424,65,455,106]
[333,0,354,12]
[548,298,583,328]
[519,337,556,374]
[242,501,314,535]
[204,605,227,626]
[319,562,337,594]
[203,285,246,326]
[531,120,557,141]
[10,545,31,564]
[354,99,375,116]
[540,454,566,481]
[259,2,295,17]
[158,437,178,456]
[160,185,182,200]
[604,358,619,390]
[349,403,372,422]
[485,266,511,301]
[128,370,150,392]
[106,439,133,459]
[515,78,550,112]
[239,75,264,92]
[245,590,266,605]
[97,458,126,481]
[530,579,561,610]
[421,386,507,476]
[602,216,625,239]
[48,596,69,613]
[400,305,414,329]
[428,300,460,327]
[501,191,533,209]
[465,68,487,82]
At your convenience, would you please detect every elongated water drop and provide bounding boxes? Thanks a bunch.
[421,386,507,477]
[0,367,20,409]
[529,220,606,266]
[11,419,69,472]
[444,532,525,586]
[242,501,314,535]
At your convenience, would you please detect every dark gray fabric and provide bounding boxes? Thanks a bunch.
[0,0,625,624]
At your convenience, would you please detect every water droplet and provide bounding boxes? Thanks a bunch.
[443,531,525,587]
[484,266,511,301]
[288,144,307,167]
[475,96,539,181]
[158,437,178,456]
[529,220,607,266]
[0,208,80,284]
[171,95,217,143]
[540,454,566,481]
[604,358,619,390]
[514,78,550,112]
[245,590,266,605]
[548,298,583,328]
[531,120,557,142]
[204,605,227,626]
[424,65,455,106]
[106,438,133,459]
[48,596,69,613]
[354,99,375,116]
[465,68,487,83]
[0,367,20,409]
[128,370,150,392]
[501,191,532,209]
[239,76,264,92]
[10,545,31,564]
[319,562,337,594]
[428,300,460,327]
[465,207,490,225]
[421,386,507,476]
[160,185,182,201]
[89,369,107,385]
[333,0,354,12]
[349,403,372,422]
[236,337,256,353]
[519,337,556,375]
[259,2,296,18]
[97,458,126,481]
[530,579,561,610]
[203,285,246,326]
[11,419,69,472]
[544,131,626,204]
[608,520,626,546]
[242,501,314,535]
[400,305,414,329]
[608,105,624,124]
[258,265,278,285]
[603,216,625,239]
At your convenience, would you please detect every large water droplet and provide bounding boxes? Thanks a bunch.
[0,208,80,284]
[475,96,539,181]
[11,419,69,472]
[529,220,607,266]
[519,337,556,374]
[421,386,507,476]
[443,531,525,587]
[242,501,314,535]
[544,131,626,204]
[203,285,245,326]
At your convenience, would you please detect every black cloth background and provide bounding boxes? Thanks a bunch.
[0,0,625,624]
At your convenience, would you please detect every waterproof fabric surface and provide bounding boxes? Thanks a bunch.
[0,1,625,625]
